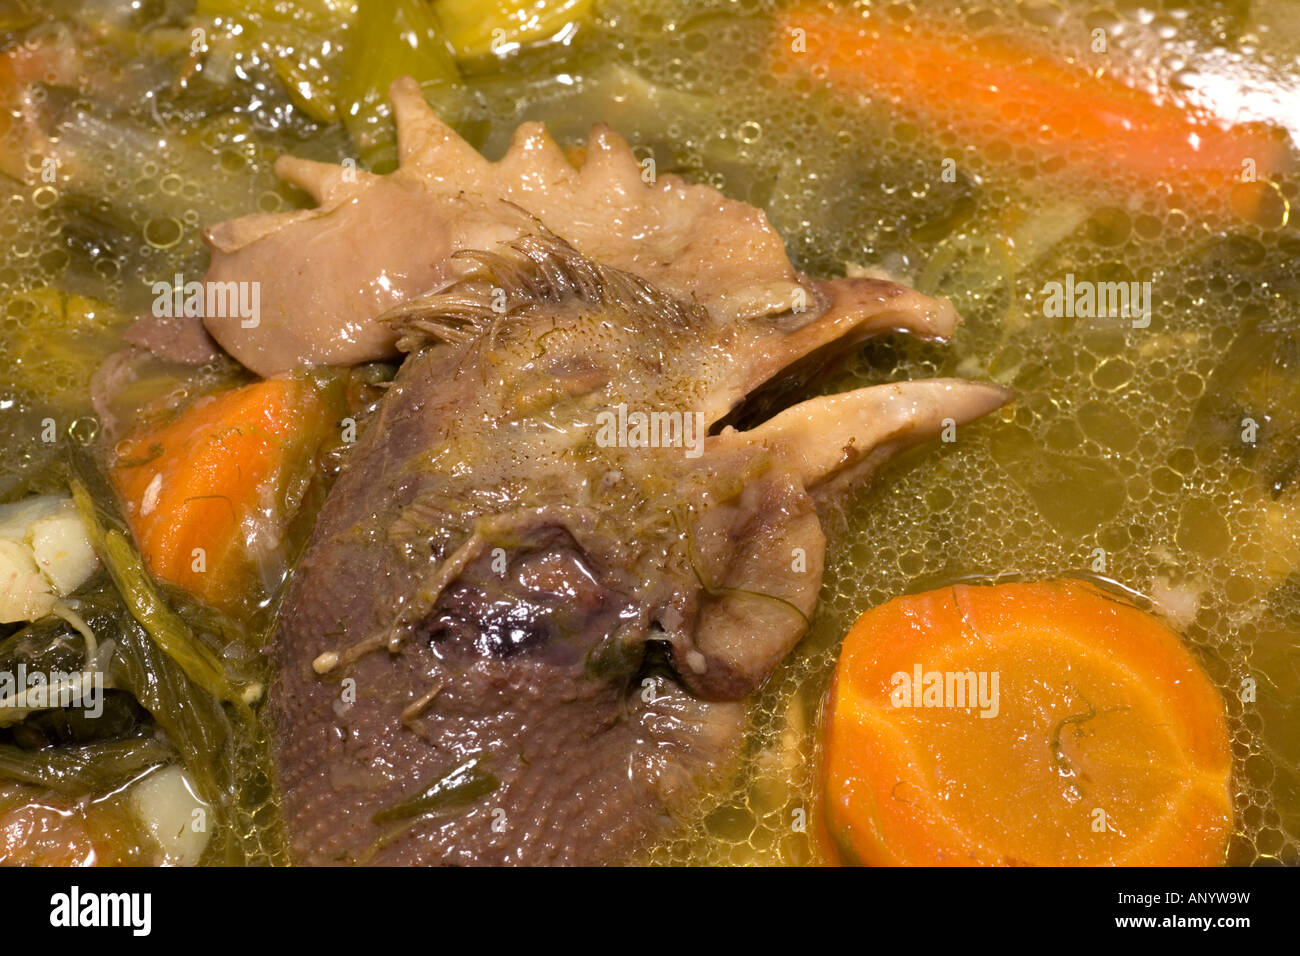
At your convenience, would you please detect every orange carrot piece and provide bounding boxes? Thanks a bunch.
[773,7,1290,221]
[0,795,145,866]
[823,580,1233,866]
[109,378,332,613]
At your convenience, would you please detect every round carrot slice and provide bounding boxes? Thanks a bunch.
[823,580,1233,866]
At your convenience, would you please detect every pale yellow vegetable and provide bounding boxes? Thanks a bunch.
[130,765,211,866]
[0,496,99,623]
[434,0,594,59]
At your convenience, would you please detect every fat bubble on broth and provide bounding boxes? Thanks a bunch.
[0,0,1295,865]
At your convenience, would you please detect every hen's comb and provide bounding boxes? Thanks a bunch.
[202,77,808,375]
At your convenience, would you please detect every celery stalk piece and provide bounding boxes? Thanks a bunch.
[338,0,459,172]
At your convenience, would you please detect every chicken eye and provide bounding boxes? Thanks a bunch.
[418,535,625,662]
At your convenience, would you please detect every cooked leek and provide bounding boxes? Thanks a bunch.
[0,738,171,795]
[69,479,248,710]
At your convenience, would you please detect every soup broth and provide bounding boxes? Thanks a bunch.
[0,0,1296,864]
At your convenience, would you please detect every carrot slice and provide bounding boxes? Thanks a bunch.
[823,580,1233,866]
[772,7,1290,222]
[109,378,334,614]
[0,800,111,866]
